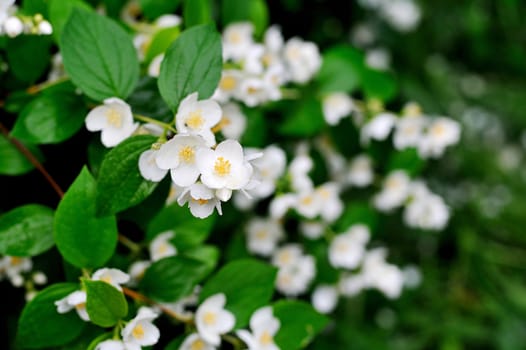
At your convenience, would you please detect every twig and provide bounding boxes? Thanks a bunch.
[0,122,64,198]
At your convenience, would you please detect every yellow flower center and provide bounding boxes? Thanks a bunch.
[386,178,400,189]
[106,108,123,128]
[10,257,22,265]
[247,86,259,95]
[228,31,242,44]
[255,230,268,240]
[259,330,273,346]
[214,157,231,176]
[185,110,204,129]
[191,339,206,350]
[100,275,113,284]
[157,242,169,254]
[278,251,292,265]
[300,195,313,206]
[132,323,145,339]
[203,311,217,325]
[75,302,86,311]
[179,146,195,163]
[220,76,237,91]
[430,123,446,136]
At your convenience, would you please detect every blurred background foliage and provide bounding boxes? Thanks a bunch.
[270,0,526,349]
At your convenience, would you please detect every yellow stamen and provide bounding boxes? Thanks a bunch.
[10,257,22,265]
[100,275,112,284]
[185,110,204,129]
[220,76,237,91]
[179,146,195,163]
[255,230,268,240]
[191,339,206,350]
[106,108,122,128]
[75,303,86,311]
[214,157,231,176]
[430,123,445,136]
[259,330,273,346]
[132,323,145,339]
[300,196,313,205]
[203,311,217,325]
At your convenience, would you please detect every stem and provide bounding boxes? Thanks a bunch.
[133,114,177,134]
[26,77,69,95]
[0,122,64,198]
[122,287,194,324]
[223,334,244,349]
[118,233,142,253]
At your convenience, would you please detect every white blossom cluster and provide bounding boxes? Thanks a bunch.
[212,22,322,107]
[357,0,422,32]
[0,1,52,38]
[0,255,47,300]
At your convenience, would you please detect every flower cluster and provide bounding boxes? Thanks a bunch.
[0,255,47,300]
[213,22,321,107]
[0,1,52,38]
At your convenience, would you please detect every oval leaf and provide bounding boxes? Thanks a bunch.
[0,204,54,256]
[54,167,118,268]
[140,255,212,302]
[199,259,277,328]
[11,91,87,144]
[96,135,159,216]
[273,300,329,350]
[17,283,86,349]
[84,280,128,327]
[0,134,43,176]
[158,24,222,111]
[61,8,139,101]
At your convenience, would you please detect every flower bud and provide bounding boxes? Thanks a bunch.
[38,20,53,35]
[4,17,24,38]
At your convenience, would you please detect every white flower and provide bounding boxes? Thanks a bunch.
[295,190,321,219]
[312,285,338,314]
[328,224,370,269]
[213,70,243,103]
[404,192,449,230]
[139,149,168,182]
[417,117,461,158]
[197,139,253,191]
[180,333,216,350]
[246,218,284,257]
[237,306,280,350]
[223,22,255,61]
[237,77,270,107]
[47,53,65,82]
[347,154,374,187]
[121,307,160,347]
[243,43,265,75]
[55,290,90,321]
[85,97,138,147]
[283,38,321,83]
[155,134,207,187]
[4,16,23,37]
[361,112,396,145]
[37,20,53,35]
[315,183,343,223]
[149,231,177,261]
[2,256,32,279]
[127,260,151,287]
[175,93,222,147]
[373,170,411,211]
[338,274,365,297]
[300,221,326,240]
[91,268,130,291]
[155,14,182,28]
[380,0,421,32]
[264,25,284,53]
[402,265,422,289]
[393,114,425,150]
[365,48,391,70]
[195,293,236,346]
[289,152,314,193]
[177,183,223,218]
[361,248,404,299]
[147,53,164,77]
[322,92,354,126]
[269,194,297,219]
[248,145,287,198]
[219,103,247,140]
[272,245,315,296]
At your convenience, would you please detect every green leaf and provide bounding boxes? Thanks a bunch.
[158,24,222,111]
[144,26,181,64]
[17,283,86,349]
[334,202,378,233]
[7,35,52,83]
[140,0,181,20]
[49,0,92,42]
[362,68,398,102]
[0,133,43,176]
[22,0,49,16]
[317,45,363,94]
[84,280,128,327]
[140,255,212,302]
[279,98,326,137]
[61,8,139,101]
[96,135,159,216]
[199,259,277,328]
[183,0,213,28]
[0,204,54,257]
[127,77,173,122]
[11,91,87,144]
[221,0,269,36]
[273,300,329,350]
[146,202,215,249]
[240,107,267,147]
[182,245,219,271]
[54,167,118,269]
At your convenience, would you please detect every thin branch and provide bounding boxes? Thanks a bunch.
[0,122,64,198]
[122,287,194,324]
